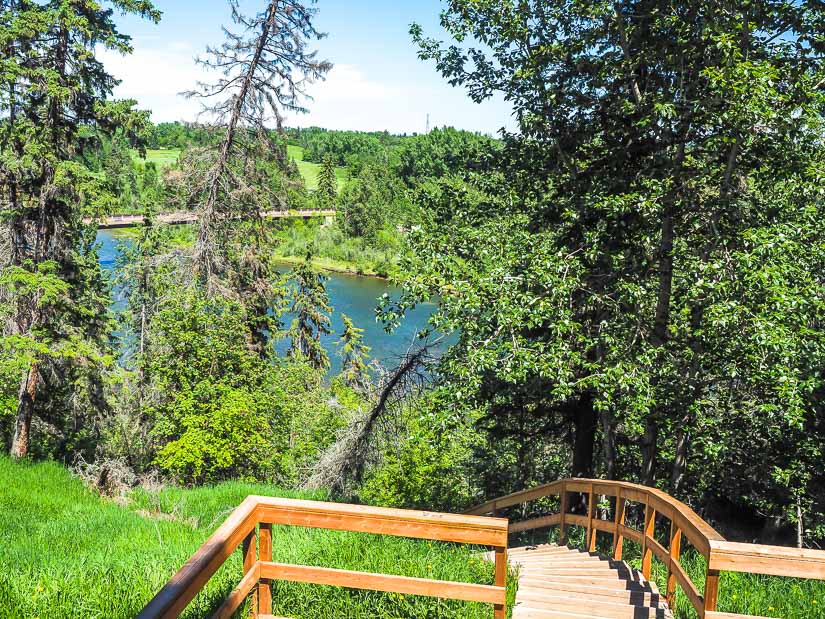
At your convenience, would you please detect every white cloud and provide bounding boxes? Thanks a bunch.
[101,46,512,134]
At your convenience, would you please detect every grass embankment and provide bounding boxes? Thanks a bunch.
[140,148,181,168]
[538,528,825,619]
[272,219,400,277]
[0,457,514,618]
[287,144,347,191]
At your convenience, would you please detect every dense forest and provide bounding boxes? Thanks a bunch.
[1,0,824,580]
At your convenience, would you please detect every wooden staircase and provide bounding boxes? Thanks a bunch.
[507,545,673,619]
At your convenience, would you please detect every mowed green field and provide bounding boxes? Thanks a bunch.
[133,146,345,192]
[0,457,514,619]
[287,144,348,191]
[141,148,181,168]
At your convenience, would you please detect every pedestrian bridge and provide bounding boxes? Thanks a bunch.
[89,209,335,229]
[138,479,825,618]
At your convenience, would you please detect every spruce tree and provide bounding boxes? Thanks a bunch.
[288,254,332,370]
[0,0,159,458]
[316,153,338,208]
[338,313,371,390]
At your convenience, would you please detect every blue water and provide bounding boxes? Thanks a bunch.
[97,230,441,374]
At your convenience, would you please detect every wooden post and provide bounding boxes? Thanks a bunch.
[667,521,682,610]
[587,483,596,552]
[494,546,507,619]
[613,488,625,561]
[642,501,656,579]
[242,529,258,618]
[558,482,568,546]
[703,569,720,616]
[259,523,272,615]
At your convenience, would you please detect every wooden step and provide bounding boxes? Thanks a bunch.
[506,544,673,619]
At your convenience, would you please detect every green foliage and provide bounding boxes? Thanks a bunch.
[288,255,333,370]
[316,153,339,208]
[145,289,280,483]
[338,314,371,391]
[394,127,498,186]
[400,0,825,543]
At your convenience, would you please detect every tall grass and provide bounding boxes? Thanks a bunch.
[0,457,514,618]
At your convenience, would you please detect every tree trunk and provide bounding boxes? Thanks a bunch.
[10,363,39,459]
[671,419,688,491]
[601,410,617,480]
[641,418,657,486]
[572,394,597,478]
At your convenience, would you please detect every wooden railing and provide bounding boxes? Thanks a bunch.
[138,495,509,619]
[467,478,825,619]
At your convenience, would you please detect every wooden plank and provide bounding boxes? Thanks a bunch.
[510,513,561,533]
[258,562,506,605]
[708,540,825,580]
[465,481,563,515]
[137,496,259,619]
[243,530,257,615]
[564,514,588,528]
[210,562,260,619]
[667,522,682,610]
[494,546,507,619]
[559,482,568,545]
[647,536,669,566]
[669,556,703,615]
[587,483,596,552]
[619,524,643,545]
[641,503,655,579]
[613,490,625,561]
[255,497,508,547]
[259,524,273,614]
[704,569,720,614]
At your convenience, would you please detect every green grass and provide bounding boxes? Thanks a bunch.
[531,526,825,619]
[135,148,181,168]
[287,144,348,192]
[0,457,514,618]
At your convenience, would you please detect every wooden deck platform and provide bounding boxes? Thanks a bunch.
[507,544,673,619]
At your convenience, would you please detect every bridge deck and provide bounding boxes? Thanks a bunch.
[507,545,673,619]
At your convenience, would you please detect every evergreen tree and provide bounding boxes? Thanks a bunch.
[0,0,160,459]
[316,153,338,208]
[338,313,371,391]
[288,254,332,370]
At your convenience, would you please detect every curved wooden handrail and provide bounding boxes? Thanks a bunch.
[139,496,509,619]
[467,478,825,619]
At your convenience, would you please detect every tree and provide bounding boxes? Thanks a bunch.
[316,153,338,208]
[402,0,825,538]
[338,313,370,391]
[288,254,332,370]
[184,0,331,286]
[0,0,160,459]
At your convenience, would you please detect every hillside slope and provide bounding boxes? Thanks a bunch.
[0,457,506,618]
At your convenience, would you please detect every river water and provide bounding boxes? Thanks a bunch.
[97,230,441,375]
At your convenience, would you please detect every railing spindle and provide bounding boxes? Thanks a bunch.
[704,569,720,615]
[559,481,568,545]
[258,524,272,615]
[242,529,257,617]
[494,546,507,619]
[613,487,625,561]
[642,501,656,579]
[667,521,682,610]
[587,483,596,552]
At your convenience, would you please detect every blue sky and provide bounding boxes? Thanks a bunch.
[104,0,514,135]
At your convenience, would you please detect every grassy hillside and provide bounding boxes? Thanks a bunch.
[133,146,345,192]
[287,144,348,191]
[0,457,512,618]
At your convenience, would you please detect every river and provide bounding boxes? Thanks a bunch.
[97,230,442,375]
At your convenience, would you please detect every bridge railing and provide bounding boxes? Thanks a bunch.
[466,478,825,619]
[138,495,509,619]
